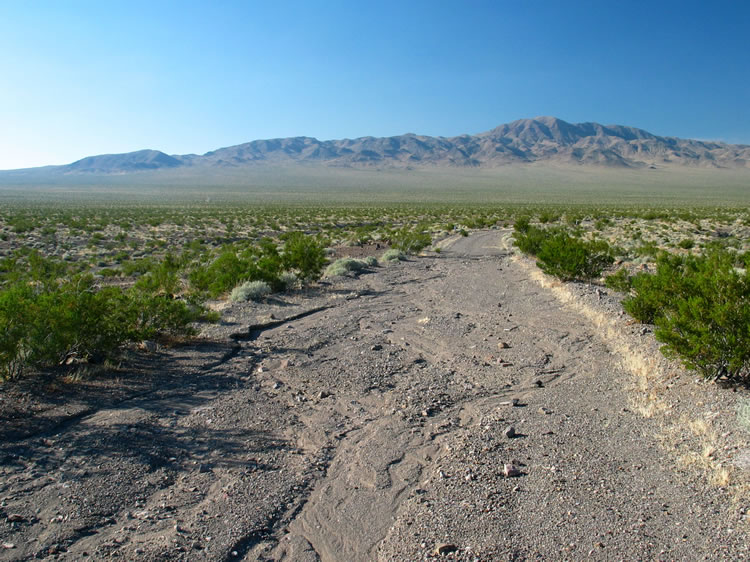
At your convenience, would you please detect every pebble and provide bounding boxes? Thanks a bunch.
[434,543,459,555]
[498,341,511,349]
[504,426,517,438]
[503,463,522,477]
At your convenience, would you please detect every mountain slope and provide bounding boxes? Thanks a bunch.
[5,117,750,174]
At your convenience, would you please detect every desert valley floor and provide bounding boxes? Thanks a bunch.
[1,231,748,561]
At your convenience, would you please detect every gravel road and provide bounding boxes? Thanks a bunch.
[1,230,748,561]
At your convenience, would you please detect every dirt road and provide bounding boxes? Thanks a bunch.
[1,230,747,560]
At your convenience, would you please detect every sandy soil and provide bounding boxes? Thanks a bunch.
[1,231,748,561]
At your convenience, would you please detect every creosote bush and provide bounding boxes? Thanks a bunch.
[0,267,200,380]
[604,268,632,293]
[623,250,750,382]
[535,233,614,282]
[514,222,614,282]
[281,231,327,282]
[390,225,431,254]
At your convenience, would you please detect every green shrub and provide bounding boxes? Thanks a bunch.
[0,284,33,379]
[281,232,327,282]
[624,250,750,382]
[535,233,614,282]
[189,242,284,297]
[605,268,632,293]
[623,253,686,324]
[538,211,559,224]
[513,225,548,256]
[514,216,532,233]
[98,268,121,277]
[189,249,248,297]
[390,226,431,254]
[678,238,695,249]
[230,280,272,302]
[634,241,660,257]
[0,254,203,380]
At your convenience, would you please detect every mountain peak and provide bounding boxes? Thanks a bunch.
[5,118,748,175]
[67,149,182,173]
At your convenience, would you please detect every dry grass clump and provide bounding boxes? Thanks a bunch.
[738,398,750,434]
[323,257,375,278]
[380,249,406,263]
[230,280,271,302]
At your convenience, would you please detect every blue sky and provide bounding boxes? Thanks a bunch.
[1,0,748,169]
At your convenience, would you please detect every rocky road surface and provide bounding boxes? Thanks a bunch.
[1,230,748,560]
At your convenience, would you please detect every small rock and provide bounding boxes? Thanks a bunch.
[504,426,516,438]
[272,381,283,390]
[534,379,544,387]
[503,463,522,478]
[2,543,15,549]
[317,390,331,400]
[141,340,158,353]
[434,543,459,555]
[198,464,211,474]
[511,398,520,406]
[6,514,25,523]
[498,341,511,349]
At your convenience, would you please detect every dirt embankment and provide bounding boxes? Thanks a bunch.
[1,231,748,561]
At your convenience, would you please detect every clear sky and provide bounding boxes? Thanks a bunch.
[1,0,748,169]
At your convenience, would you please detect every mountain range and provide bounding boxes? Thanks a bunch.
[5,116,750,175]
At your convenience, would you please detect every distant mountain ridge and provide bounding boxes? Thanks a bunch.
[7,117,750,174]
